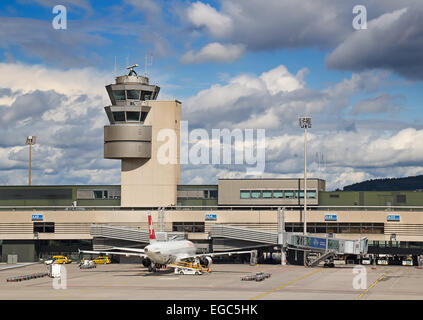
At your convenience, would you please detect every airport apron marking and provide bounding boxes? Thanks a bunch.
[250,268,325,300]
[354,268,393,300]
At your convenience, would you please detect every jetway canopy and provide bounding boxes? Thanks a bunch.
[91,224,184,243]
[285,233,368,255]
[210,224,368,255]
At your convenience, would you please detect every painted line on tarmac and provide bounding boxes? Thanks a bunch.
[0,263,39,271]
[250,268,325,300]
[354,268,393,300]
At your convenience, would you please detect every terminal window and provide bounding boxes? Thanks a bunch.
[285,223,384,234]
[296,190,304,199]
[262,191,272,198]
[251,191,261,199]
[209,190,218,199]
[126,111,140,121]
[273,191,283,198]
[396,194,406,203]
[126,90,141,100]
[239,189,316,199]
[284,191,295,199]
[112,111,125,122]
[33,222,55,233]
[240,190,250,199]
[307,190,317,198]
[141,91,152,100]
[172,222,205,233]
[113,90,125,101]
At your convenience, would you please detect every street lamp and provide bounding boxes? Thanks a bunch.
[299,117,311,234]
[26,136,36,186]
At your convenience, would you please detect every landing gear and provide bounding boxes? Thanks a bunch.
[148,263,157,272]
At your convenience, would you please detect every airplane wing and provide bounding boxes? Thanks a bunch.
[78,249,147,258]
[179,250,255,260]
[111,246,145,253]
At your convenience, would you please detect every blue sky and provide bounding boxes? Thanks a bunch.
[1,0,423,190]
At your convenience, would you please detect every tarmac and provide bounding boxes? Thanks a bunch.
[0,262,422,300]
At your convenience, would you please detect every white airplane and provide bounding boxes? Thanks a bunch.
[79,212,254,272]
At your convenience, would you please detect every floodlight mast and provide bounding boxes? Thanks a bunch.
[25,136,36,186]
[299,117,311,234]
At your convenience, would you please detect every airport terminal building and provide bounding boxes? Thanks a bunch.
[1,69,423,263]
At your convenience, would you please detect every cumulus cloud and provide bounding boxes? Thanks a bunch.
[180,64,423,189]
[187,2,233,38]
[326,7,423,79]
[0,61,421,190]
[180,42,245,64]
[0,63,120,185]
[351,94,404,115]
[184,64,308,129]
[184,1,423,78]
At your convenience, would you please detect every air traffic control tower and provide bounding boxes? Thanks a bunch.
[104,65,181,207]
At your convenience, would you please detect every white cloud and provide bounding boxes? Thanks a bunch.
[180,42,245,64]
[260,65,305,95]
[0,62,120,186]
[0,62,111,100]
[326,7,423,79]
[1,62,421,190]
[187,2,233,38]
[180,64,423,189]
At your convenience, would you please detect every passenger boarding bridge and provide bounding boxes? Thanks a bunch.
[90,208,368,267]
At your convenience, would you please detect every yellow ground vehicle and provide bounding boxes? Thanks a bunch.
[52,255,72,264]
[172,261,210,272]
[92,256,111,264]
[402,257,413,266]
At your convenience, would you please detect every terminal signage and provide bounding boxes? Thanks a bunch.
[31,214,43,221]
[325,214,337,221]
[205,214,217,221]
[387,215,400,222]
[309,237,327,249]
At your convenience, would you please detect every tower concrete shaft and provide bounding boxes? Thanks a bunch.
[104,66,181,207]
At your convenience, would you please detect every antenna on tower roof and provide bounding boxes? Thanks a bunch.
[144,53,153,77]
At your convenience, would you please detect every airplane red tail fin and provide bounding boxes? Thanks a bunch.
[148,212,156,243]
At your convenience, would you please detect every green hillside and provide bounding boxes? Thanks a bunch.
[343,175,423,191]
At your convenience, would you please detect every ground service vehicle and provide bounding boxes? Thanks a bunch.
[174,267,202,275]
[402,257,413,266]
[377,255,388,265]
[52,256,72,264]
[92,256,111,264]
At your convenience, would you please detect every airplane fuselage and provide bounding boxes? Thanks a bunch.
[144,240,197,265]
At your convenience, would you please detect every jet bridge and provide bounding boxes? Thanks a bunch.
[209,223,368,266]
[285,233,368,255]
[210,225,367,255]
[91,224,185,250]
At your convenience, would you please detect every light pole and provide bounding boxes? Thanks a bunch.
[299,117,311,234]
[26,136,36,186]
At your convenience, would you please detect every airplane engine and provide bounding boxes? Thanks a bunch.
[200,257,213,267]
[142,258,151,267]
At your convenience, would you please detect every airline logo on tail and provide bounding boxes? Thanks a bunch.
[148,212,156,242]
